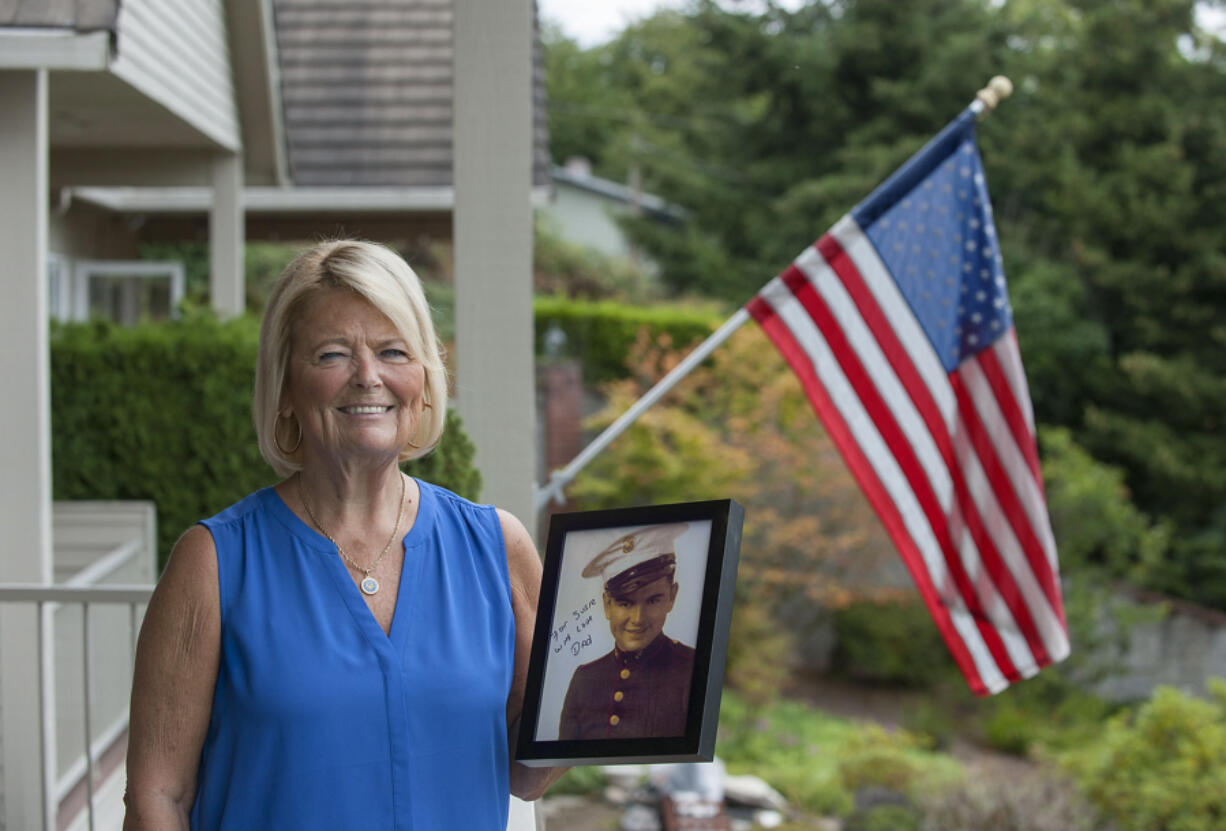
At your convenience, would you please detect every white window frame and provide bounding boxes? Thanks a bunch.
[69,260,187,323]
[47,252,72,322]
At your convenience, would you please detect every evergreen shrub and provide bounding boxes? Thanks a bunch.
[51,316,480,571]
[831,601,958,688]
[533,296,719,383]
[1060,680,1226,831]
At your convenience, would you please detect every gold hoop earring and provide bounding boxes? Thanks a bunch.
[274,413,302,455]
[405,437,422,450]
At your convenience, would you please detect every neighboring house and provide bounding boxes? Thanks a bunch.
[1,1,543,828]
[542,157,685,271]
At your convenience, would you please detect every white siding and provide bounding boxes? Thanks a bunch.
[110,0,240,151]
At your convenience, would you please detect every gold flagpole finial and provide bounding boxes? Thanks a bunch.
[975,76,1014,117]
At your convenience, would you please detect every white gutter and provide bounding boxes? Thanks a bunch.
[67,185,554,213]
[0,29,110,71]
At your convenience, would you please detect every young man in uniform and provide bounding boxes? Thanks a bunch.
[559,523,694,740]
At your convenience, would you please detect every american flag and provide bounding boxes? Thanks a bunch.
[746,107,1069,695]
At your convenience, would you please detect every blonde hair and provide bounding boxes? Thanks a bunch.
[254,240,448,477]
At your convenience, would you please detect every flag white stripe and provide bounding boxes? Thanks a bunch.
[995,332,1037,436]
[764,267,1009,693]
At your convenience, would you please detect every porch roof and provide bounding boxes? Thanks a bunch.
[0,0,119,32]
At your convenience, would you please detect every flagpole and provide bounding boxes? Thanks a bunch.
[533,76,1013,515]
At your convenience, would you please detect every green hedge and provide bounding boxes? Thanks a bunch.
[533,296,721,383]
[51,315,480,572]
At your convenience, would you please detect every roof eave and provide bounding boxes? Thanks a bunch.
[0,29,110,71]
[67,184,553,213]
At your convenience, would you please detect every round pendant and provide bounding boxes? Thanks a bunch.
[360,576,380,595]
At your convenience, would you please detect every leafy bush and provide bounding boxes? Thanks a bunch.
[717,692,857,816]
[836,726,960,796]
[716,692,961,818]
[1040,426,1169,582]
[1060,680,1226,831]
[722,582,796,706]
[533,217,665,303]
[973,667,1116,758]
[846,804,920,831]
[830,601,960,688]
[51,315,480,570]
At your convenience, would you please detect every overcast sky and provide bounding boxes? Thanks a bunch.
[536,0,692,47]
[538,0,1225,49]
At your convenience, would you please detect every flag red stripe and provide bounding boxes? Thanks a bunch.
[779,262,1023,680]
[747,294,991,695]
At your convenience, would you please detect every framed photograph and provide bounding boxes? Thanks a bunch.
[516,499,744,766]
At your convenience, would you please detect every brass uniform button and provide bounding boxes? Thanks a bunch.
[609,715,620,726]
[614,691,624,702]
[620,669,631,679]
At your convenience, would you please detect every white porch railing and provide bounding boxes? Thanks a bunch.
[0,584,152,831]
[0,500,156,831]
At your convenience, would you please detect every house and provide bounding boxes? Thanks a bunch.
[0,0,543,827]
[542,156,685,270]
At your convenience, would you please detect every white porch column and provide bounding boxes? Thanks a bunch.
[453,0,536,528]
[453,5,539,828]
[0,69,53,830]
[210,152,244,319]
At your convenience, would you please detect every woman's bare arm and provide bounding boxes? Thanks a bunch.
[499,509,569,801]
[123,524,221,829]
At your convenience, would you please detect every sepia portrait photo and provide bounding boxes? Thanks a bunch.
[518,500,742,766]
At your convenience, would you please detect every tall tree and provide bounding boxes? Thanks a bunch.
[543,0,1226,607]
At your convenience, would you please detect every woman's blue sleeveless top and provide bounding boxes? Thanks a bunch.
[189,480,514,830]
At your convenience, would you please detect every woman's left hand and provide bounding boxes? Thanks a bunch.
[500,509,570,800]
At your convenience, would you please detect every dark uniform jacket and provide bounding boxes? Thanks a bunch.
[558,634,695,741]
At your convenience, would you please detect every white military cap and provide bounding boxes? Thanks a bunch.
[582,522,689,596]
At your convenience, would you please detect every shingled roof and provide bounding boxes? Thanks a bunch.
[272,0,551,188]
[0,0,118,31]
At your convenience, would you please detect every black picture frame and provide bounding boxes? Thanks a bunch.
[516,499,744,766]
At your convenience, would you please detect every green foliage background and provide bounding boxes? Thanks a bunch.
[50,315,480,569]
[544,0,1226,609]
[1059,680,1226,830]
[533,296,719,383]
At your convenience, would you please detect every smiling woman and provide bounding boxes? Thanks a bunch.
[122,240,567,830]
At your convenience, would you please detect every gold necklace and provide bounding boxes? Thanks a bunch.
[298,473,406,596]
